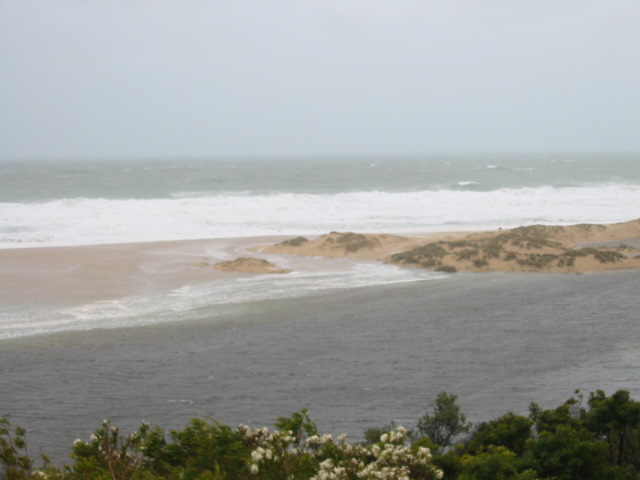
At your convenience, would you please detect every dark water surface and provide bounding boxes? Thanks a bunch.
[1,270,639,464]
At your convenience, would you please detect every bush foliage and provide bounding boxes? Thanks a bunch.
[2,390,640,480]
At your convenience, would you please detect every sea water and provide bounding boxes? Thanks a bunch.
[0,153,639,462]
[2,153,639,248]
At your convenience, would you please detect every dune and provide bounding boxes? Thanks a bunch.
[262,232,418,260]
[262,219,640,274]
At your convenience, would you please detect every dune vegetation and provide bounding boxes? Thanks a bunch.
[265,219,640,274]
[388,225,633,273]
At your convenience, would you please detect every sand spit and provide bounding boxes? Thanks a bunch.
[2,221,638,309]
[263,219,640,274]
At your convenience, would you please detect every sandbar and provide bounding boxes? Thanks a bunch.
[2,219,639,310]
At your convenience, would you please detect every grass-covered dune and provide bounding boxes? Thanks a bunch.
[263,219,640,274]
[388,223,639,273]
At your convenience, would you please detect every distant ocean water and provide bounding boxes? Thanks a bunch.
[1,153,639,248]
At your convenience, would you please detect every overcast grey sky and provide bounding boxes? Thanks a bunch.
[1,1,639,159]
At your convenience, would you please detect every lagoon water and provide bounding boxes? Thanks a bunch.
[2,271,640,464]
[1,154,639,463]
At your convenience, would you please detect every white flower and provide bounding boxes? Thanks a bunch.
[417,446,432,458]
[251,449,263,462]
[380,433,389,443]
[306,435,320,445]
[250,463,259,474]
[236,424,250,436]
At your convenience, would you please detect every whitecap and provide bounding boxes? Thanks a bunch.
[1,184,639,249]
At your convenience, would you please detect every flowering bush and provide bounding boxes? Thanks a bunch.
[238,419,442,480]
[0,412,442,480]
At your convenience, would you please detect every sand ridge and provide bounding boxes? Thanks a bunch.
[263,219,640,273]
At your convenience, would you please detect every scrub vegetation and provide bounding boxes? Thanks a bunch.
[389,225,628,272]
[277,233,383,253]
[327,232,382,253]
[3,389,640,480]
[278,236,309,247]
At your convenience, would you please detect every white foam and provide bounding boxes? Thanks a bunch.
[0,184,638,248]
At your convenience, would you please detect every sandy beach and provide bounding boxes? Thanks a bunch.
[1,219,639,309]
[0,236,289,306]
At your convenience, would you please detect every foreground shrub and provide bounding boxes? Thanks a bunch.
[4,389,640,480]
[20,410,442,480]
[0,419,34,480]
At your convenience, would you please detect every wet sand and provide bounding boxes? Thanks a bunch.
[0,236,289,305]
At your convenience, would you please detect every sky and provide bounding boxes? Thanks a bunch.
[1,1,639,159]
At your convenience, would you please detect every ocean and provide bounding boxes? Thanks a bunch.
[2,153,640,247]
[1,153,639,463]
